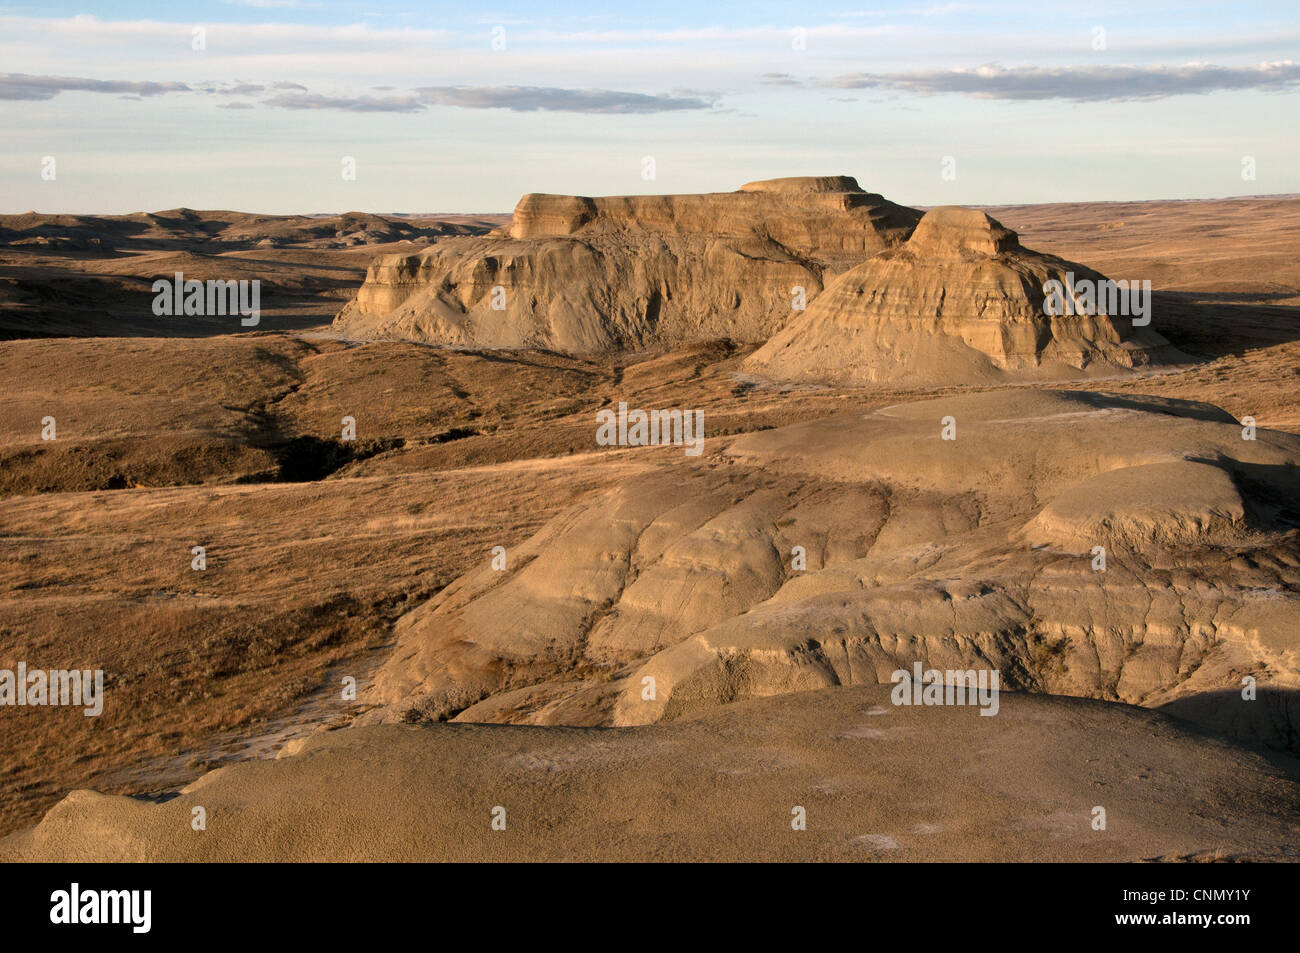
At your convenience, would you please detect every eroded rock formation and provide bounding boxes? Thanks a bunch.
[332,177,920,352]
[744,206,1181,385]
[366,389,1300,749]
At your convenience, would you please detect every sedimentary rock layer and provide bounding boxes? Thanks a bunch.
[333,177,920,352]
[366,389,1300,750]
[745,206,1181,386]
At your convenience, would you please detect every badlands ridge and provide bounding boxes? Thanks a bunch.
[335,176,919,352]
[336,177,1180,386]
[368,388,1299,750]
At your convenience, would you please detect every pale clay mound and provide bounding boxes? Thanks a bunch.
[331,176,921,352]
[744,206,1181,386]
[362,389,1300,750]
[5,687,1296,862]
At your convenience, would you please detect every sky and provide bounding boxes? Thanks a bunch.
[1,1,1297,213]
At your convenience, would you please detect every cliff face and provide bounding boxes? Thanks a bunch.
[333,177,921,352]
[744,206,1181,386]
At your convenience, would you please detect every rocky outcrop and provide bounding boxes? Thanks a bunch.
[744,206,1181,386]
[332,177,921,352]
[366,389,1300,749]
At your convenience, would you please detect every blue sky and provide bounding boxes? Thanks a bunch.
[2,2,1297,213]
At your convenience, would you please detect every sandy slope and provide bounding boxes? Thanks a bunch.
[4,686,1296,862]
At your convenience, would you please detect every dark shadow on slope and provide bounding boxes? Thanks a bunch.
[1221,461,1300,531]
[1151,292,1300,359]
[272,435,405,482]
[1158,686,1300,769]
[1065,389,1240,424]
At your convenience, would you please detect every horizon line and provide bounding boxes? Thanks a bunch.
[6,191,1299,219]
